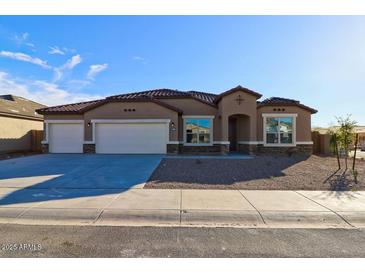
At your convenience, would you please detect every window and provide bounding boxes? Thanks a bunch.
[264,116,295,145]
[184,118,212,145]
[266,117,279,144]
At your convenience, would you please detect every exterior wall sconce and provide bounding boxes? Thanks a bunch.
[171,121,176,131]
[87,122,91,127]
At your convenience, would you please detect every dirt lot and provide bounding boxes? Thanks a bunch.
[145,155,365,190]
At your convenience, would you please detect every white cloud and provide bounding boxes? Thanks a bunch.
[133,56,147,64]
[0,50,51,69]
[62,55,81,70]
[63,47,76,53]
[48,46,65,55]
[13,32,28,45]
[133,56,145,61]
[65,79,91,91]
[53,54,82,81]
[53,68,63,82]
[0,70,102,106]
[0,71,29,97]
[13,32,35,49]
[21,32,29,40]
[87,63,108,80]
[25,42,35,48]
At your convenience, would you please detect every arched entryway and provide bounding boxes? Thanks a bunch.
[228,114,251,152]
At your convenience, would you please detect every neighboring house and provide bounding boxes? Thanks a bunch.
[354,127,365,150]
[0,95,45,153]
[312,126,365,151]
[36,86,317,155]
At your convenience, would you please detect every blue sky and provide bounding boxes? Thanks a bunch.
[0,16,364,127]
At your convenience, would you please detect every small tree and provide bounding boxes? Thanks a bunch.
[335,115,357,169]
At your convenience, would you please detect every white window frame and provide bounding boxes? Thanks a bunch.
[262,113,297,147]
[182,115,214,146]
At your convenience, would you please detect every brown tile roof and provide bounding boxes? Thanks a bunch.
[187,90,217,105]
[36,99,103,114]
[108,89,186,100]
[36,86,317,115]
[108,88,218,107]
[260,97,300,104]
[258,97,318,114]
[36,97,183,114]
[0,95,46,120]
[37,88,218,114]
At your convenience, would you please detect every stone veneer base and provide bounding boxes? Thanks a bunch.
[167,144,229,155]
[44,142,312,155]
[41,144,49,153]
[259,144,313,155]
[167,144,179,154]
[83,144,96,153]
[244,144,313,156]
[237,144,258,155]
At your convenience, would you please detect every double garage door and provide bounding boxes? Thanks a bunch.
[48,122,167,154]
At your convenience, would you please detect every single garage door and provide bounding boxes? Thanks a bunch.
[95,123,167,154]
[49,123,83,153]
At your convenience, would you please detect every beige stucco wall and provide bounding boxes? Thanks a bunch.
[158,98,217,115]
[218,91,258,141]
[42,114,84,140]
[83,102,179,141]
[0,116,43,152]
[43,114,84,120]
[257,106,312,142]
[159,98,221,141]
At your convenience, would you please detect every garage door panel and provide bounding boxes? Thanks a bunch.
[95,123,167,154]
[49,124,83,153]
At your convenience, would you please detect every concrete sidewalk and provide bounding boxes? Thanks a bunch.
[1,189,365,228]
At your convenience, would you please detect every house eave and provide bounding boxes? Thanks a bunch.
[257,103,318,114]
[0,111,44,121]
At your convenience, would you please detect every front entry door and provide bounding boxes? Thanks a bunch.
[228,118,237,151]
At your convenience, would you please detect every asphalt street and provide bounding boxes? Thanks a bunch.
[1,224,365,257]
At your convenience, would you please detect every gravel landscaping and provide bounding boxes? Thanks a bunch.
[145,155,365,190]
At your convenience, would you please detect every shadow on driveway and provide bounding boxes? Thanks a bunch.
[0,154,163,206]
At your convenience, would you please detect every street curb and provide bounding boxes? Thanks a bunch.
[0,208,363,229]
[337,211,365,228]
[260,211,351,228]
[180,210,264,227]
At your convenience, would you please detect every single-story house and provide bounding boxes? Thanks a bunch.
[36,86,317,155]
[312,126,365,152]
[0,94,45,153]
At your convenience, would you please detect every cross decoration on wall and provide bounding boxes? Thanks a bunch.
[235,94,245,105]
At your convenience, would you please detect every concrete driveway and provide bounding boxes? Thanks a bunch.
[1,154,365,229]
[0,154,163,207]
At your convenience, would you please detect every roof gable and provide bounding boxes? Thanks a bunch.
[214,85,262,103]
[258,97,317,114]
